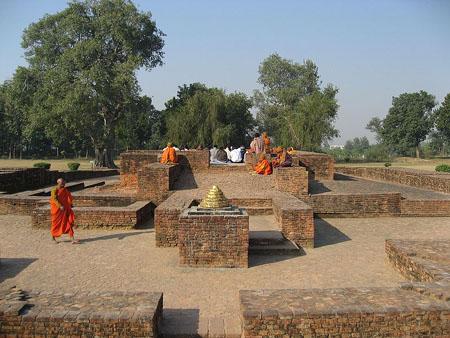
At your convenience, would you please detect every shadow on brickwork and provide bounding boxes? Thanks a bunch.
[80,231,151,244]
[160,308,200,337]
[172,168,198,190]
[0,258,38,283]
[314,218,351,248]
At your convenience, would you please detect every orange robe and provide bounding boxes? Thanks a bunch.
[255,159,272,175]
[263,135,271,153]
[50,187,75,238]
[160,147,178,164]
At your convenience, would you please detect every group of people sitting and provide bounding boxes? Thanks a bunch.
[159,133,295,177]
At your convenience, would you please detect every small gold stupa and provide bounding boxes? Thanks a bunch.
[199,185,230,209]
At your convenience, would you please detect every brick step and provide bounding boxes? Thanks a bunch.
[244,207,273,215]
[160,311,241,338]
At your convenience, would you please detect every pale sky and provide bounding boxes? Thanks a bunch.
[1,0,449,144]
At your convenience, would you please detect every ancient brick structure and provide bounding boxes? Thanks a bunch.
[137,163,181,204]
[400,199,450,217]
[272,193,314,248]
[0,287,163,337]
[31,201,153,229]
[310,192,402,217]
[294,151,335,180]
[178,206,249,268]
[120,151,159,187]
[0,196,47,215]
[274,166,308,199]
[337,166,450,193]
[240,287,450,337]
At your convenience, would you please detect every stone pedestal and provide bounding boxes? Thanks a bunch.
[178,206,249,268]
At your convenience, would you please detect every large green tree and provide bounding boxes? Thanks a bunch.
[165,84,254,147]
[381,91,435,158]
[22,0,164,167]
[254,53,339,150]
[434,93,450,148]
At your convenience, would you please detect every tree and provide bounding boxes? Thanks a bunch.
[254,53,339,150]
[366,117,383,143]
[165,84,254,147]
[22,0,164,167]
[381,91,435,158]
[344,137,370,154]
[434,93,450,149]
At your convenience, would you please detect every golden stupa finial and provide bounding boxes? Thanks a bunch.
[199,185,230,209]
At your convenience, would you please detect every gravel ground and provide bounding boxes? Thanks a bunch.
[1,214,450,318]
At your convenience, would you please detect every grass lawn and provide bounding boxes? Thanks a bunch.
[0,159,119,171]
[335,157,450,172]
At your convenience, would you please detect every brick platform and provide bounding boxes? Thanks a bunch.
[272,193,314,248]
[240,287,450,337]
[293,151,335,180]
[31,201,153,229]
[401,199,450,216]
[274,166,308,199]
[337,166,450,194]
[137,163,181,204]
[310,192,402,217]
[0,287,162,337]
[178,207,249,268]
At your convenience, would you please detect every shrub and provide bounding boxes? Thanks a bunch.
[435,164,450,173]
[384,162,392,167]
[33,162,51,169]
[67,162,80,171]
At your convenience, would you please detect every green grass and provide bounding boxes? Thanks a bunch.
[0,159,119,171]
[335,157,450,172]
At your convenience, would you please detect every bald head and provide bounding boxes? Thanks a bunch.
[57,178,66,188]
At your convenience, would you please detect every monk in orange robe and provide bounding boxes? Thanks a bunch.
[272,147,293,168]
[50,178,78,244]
[262,132,271,154]
[160,142,178,164]
[254,153,272,175]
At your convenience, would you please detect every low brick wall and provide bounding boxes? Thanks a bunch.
[272,193,314,248]
[274,166,308,199]
[401,199,450,216]
[31,201,153,229]
[0,287,162,337]
[179,208,249,268]
[310,192,402,217]
[0,168,118,194]
[337,166,450,193]
[137,163,181,204]
[294,151,335,180]
[0,196,47,215]
[240,287,450,337]
[72,194,136,207]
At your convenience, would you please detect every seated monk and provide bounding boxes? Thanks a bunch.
[262,132,271,154]
[272,147,292,168]
[254,153,272,175]
[160,142,178,164]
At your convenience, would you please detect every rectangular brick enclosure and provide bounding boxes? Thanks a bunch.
[178,207,249,268]
[0,287,163,337]
[137,162,181,204]
[274,166,308,199]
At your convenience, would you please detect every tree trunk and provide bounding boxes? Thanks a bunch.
[415,145,420,158]
[94,147,117,168]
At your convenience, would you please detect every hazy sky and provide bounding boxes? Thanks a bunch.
[1,0,449,144]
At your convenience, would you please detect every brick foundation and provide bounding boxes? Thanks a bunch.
[137,163,181,204]
[337,166,450,194]
[310,192,402,217]
[31,201,153,229]
[401,199,450,216]
[0,288,162,337]
[178,207,249,268]
[293,151,335,180]
[0,196,47,215]
[272,193,314,248]
[274,166,308,199]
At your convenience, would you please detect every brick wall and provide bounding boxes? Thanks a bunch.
[0,168,118,194]
[337,166,450,194]
[0,288,162,337]
[401,199,450,217]
[310,192,401,217]
[120,151,159,187]
[272,193,314,248]
[31,201,153,229]
[72,195,136,207]
[137,163,181,204]
[178,208,249,268]
[274,166,308,198]
[0,196,46,215]
[240,287,450,337]
[294,152,335,180]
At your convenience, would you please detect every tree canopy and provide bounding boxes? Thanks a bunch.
[254,53,339,150]
[21,0,165,167]
[434,93,450,146]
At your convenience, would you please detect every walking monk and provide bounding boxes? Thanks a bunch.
[160,142,178,164]
[50,178,79,244]
[253,153,272,175]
